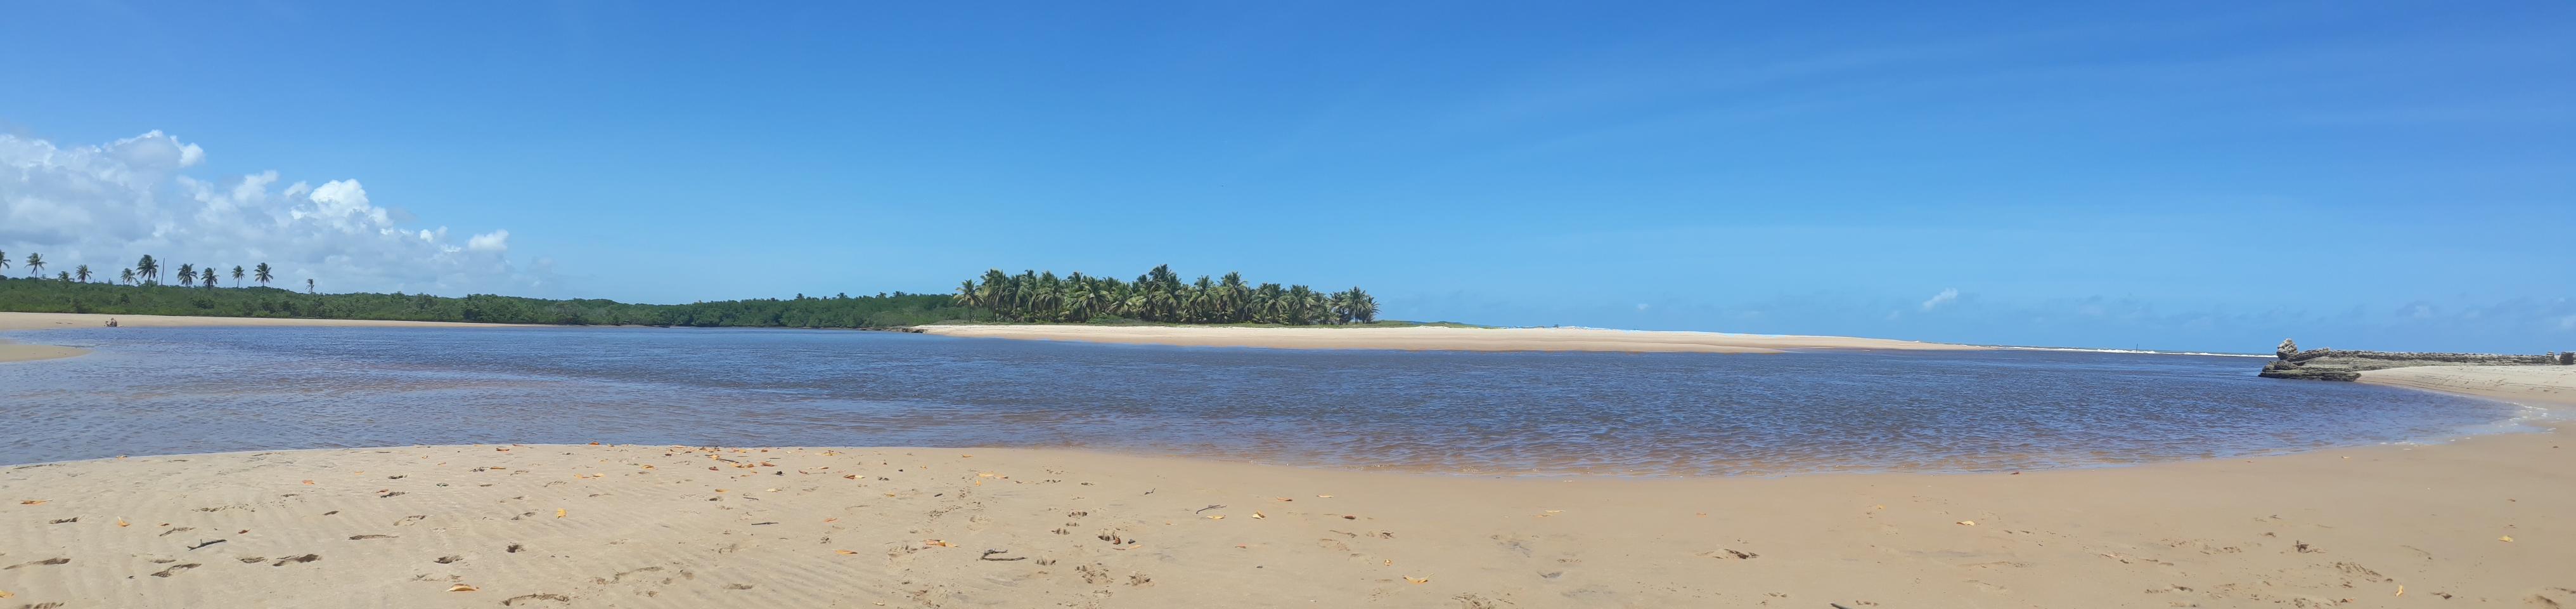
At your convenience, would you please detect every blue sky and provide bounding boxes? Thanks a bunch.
[3,1,2570,353]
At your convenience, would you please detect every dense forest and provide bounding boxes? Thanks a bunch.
[0,277,967,328]
[0,252,1384,329]
[955,265,1377,325]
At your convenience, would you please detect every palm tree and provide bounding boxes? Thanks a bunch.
[950,265,1375,327]
[200,267,217,289]
[75,265,91,283]
[0,250,9,273]
[120,268,135,285]
[231,266,245,287]
[56,271,70,282]
[306,278,315,294]
[254,263,273,287]
[23,253,43,278]
[176,263,196,287]
[136,255,159,285]
[1351,289,1378,324]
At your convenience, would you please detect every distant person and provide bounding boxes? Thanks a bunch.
[105,318,119,327]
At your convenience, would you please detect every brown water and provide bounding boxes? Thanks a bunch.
[0,326,2529,475]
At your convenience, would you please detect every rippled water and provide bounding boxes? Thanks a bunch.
[0,326,2524,475]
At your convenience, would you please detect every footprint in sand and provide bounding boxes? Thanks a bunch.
[502,593,574,606]
[149,563,202,577]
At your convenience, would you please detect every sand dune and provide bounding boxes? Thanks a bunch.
[917,324,1985,353]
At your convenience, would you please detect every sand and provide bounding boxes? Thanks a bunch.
[917,324,1986,353]
[2,431,2570,608]
[2362,365,2576,407]
[0,312,518,363]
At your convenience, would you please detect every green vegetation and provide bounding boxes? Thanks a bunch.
[953,265,1377,325]
[0,253,1389,330]
[0,276,969,327]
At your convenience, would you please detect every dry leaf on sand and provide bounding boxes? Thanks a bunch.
[555,509,567,518]
[448,584,479,592]
[1957,520,1976,525]
[1403,577,1430,584]
[835,550,858,555]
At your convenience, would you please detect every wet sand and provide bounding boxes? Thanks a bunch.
[918,324,1987,353]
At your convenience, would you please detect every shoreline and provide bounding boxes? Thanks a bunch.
[915,324,1988,353]
[8,315,2575,606]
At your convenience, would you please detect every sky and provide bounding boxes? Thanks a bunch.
[3,1,2571,353]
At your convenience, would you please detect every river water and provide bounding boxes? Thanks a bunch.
[0,326,2527,475]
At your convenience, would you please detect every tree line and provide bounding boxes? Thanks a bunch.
[4,250,306,292]
[0,277,969,328]
[953,265,1377,325]
[0,252,1388,329]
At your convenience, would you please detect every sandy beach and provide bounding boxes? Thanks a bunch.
[2,425,2568,608]
[917,324,1987,353]
[4,317,2573,607]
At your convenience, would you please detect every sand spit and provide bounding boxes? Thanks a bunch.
[916,324,1986,353]
[2361,365,2576,407]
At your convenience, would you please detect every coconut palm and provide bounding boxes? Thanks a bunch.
[254,263,273,286]
[231,266,245,287]
[136,255,159,285]
[75,265,92,283]
[176,263,196,287]
[955,266,1376,326]
[0,250,8,272]
[200,267,217,289]
[120,268,136,285]
[23,252,43,278]
[56,271,70,282]
[306,278,315,294]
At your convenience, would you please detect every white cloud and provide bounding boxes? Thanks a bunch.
[467,230,510,252]
[1920,287,1959,311]
[1,129,541,294]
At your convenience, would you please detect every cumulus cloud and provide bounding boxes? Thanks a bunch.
[1920,287,1959,311]
[467,230,510,252]
[1,129,541,294]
